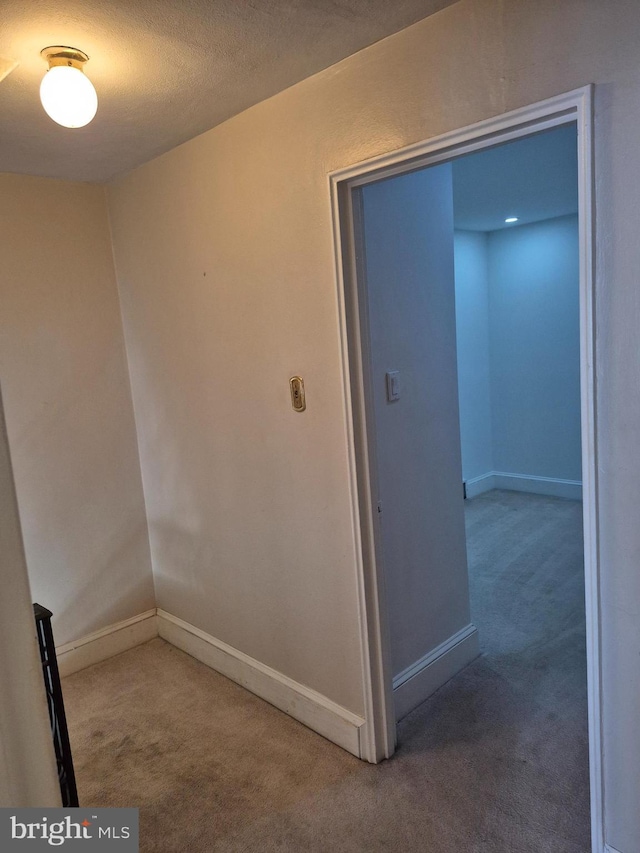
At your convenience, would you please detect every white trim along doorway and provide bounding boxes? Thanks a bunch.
[329,87,602,851]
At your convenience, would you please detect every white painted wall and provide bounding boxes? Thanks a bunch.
[0,387,60,807]
[0,174,155,646]
[453,231,493,482]
[107,2,640,848]
[454,216,581,489]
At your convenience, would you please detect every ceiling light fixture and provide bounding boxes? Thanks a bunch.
[40,46,98,128]
[504,216,519,224]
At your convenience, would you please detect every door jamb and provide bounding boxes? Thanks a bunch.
[329,86,602,852]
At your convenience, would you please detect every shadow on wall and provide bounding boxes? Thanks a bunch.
[3,347,155,647]
[53,519,154,646]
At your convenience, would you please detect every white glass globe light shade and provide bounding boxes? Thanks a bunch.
[40,64,98,128]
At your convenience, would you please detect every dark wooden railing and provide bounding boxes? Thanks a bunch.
[33,604,79,807]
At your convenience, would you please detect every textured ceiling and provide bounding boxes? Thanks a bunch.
[0,0,457,183]
[453,124,579,232]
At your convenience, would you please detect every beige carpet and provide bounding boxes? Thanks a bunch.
[62,490,590,852]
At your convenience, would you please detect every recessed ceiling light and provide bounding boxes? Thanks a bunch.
[504,217,519,223]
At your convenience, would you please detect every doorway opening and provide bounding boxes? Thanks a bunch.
[455,123,588,843]
[330,88,601,851]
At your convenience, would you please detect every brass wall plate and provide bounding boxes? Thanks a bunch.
[290,376,306,412]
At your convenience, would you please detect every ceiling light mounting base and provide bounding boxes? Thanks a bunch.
[40,46,90,71]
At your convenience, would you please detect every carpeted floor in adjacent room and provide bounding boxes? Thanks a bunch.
[62,489,590,852]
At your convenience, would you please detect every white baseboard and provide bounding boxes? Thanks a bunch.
[57,610,158,677]
[156,609,365,758]
[392,624,479,721]
[605,845,623,853]
[493,471,582,499]
[465,471,582,501]
[464,473,496,499]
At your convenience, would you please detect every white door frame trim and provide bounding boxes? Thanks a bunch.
[329,86,603,852]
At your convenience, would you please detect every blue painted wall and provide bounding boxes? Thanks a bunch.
[453,231,493,481]
[489,214,581,481]
[454,214,581,485]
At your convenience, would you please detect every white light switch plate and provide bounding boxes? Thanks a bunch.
[386,370,400,402]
